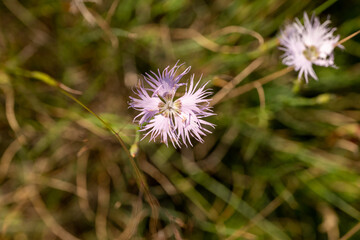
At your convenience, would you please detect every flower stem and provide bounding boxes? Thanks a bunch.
[7,68,159,233]
[223,66,294,102]
[335,30,360,47]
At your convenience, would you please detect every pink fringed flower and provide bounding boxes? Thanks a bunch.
[129,62,215,147]
[279,12,342,82]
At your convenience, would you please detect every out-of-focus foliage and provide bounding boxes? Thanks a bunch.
[0,0,360,239]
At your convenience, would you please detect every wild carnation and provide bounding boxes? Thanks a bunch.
[129,62,215,147]
[279,12,342,82]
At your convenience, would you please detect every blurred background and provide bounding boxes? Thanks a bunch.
[0,0,360,239]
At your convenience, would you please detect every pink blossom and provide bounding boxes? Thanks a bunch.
[129,62,215,147]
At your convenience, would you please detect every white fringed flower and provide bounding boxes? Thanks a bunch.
[279,12,342,82]
[129,62,215,147]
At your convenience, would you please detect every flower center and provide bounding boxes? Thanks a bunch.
[303,45,319,62]
[158,99,182,118]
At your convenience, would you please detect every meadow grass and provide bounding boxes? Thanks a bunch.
[0,0,360,239]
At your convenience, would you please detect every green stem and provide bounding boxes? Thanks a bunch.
[314,0,338,15]
[7,68,159,229]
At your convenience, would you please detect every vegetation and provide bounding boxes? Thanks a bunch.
[0,0,360,239]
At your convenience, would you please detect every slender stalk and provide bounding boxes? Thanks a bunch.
[340,222,360,240]
[335,30,360,47]
[8,68,159,232]
[225,66,294,101]
[211,58,263,106]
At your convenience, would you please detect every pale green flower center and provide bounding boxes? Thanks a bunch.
[303,45,319,62]
[158,99,182,118]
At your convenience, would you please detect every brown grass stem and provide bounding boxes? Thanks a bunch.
[340,221,360,240]
[211,58,264,106]
[225,66,294,101]
[335,30,360,47]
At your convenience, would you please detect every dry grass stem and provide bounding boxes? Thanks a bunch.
[116,199,147,240]
[76,150,95,220]
[73,0,97,26]
[139,158,178,196]
[172,25,264,54]
[0,84,26,144]
[340,222,360,240]
[226,191,290,240]
[106,0,120,23]
[211,26,264,47]
[318,204,339,240]
[227,66,294,100]
[335,30,360,47]
[0,140,21,182]
[27,186,80,240]
[95,172,110,240]
[211,58,264,106]
[91,9,119,48]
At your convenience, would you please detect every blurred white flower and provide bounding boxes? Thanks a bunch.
[279,12,342,82]
[129,62,215,147]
